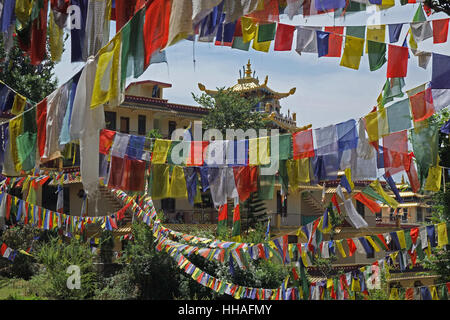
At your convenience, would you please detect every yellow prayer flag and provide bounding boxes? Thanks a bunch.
[152,139,172,164]
[430,285,440,300]
[381,0,395,8]
[301,250,309,267]
[48,10,64,62]
[424,166,442,192]
[151,164,171,200]
[15,0,33,25]
[9,115,23,173]
[378,108,389,137]
[340,36,364,70]
[169,166,188,198]
[91,33,121,109]
[11,94,26,115]
[396,230,407,249]
[437,222,448,248]
[409,28,418,50]
[370,179,399,209]
[365,236,380,252]
[299,158,310,184]
[389,287,399,300]
[241,16,256,43]
[366,25,386,53]
[249,137,270,165]
[336,240,347,258]
[327,279,333,289]
[344,168,354,190]
[252,25,271,53]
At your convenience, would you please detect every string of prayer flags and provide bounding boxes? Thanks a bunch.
[340,36,364,70]
[370,179,399,209]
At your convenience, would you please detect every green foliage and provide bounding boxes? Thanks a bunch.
[105,222,181,300]
[0,225,42,280]
[98,230,114,265]
[29,237,98,299]
[0,35,57,103]
[192,88,270,134]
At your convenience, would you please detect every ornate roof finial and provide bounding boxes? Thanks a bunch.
[245,59,252,78]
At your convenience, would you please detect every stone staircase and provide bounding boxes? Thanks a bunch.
[98,186,133,223]
[302,191,324,215]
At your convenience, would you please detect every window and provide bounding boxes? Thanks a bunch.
[168,121,177,138]
[402,208,408,222]
[120,117,130,134]
[105,111,116,130]
[138,115,146,136]
[161,198,175,213]
[152,85,160,98]
[417,207,423,222]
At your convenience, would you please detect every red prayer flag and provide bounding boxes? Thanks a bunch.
[188,141,209,166]
[143,0,171,69]
[99,129,116,155]
[292,267,299,280]
[387,44,409,78]
[405,288,414,300]
[29,0,48,65]
[331,194,341,214]
[108,156,125,189]
[292,129,315,159]
[233,166,258,202]
[121,156,146,192]
[346,238,357,256]
[410,227,419,244]
[247,0,280,22]
[274,23,296,51]
[36,99,48,159]
[234,19,243,37]
[433,19,450,44]
[0,243,7,256]
[324,26,344,57]
[409,88,435,122]
[383,130,409,176]
[218,203,228,223]
[406,153,420,193]
[376,234,389,250]
[115,0,137,32]
[354,192,381,213]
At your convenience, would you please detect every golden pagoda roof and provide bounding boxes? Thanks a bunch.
[198,60,296,100]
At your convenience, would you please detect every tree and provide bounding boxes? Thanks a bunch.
[192,88,270,134]
[425,0,450,15]
[0,35,58,103]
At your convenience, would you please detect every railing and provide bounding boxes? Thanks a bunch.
[375,216,422,226]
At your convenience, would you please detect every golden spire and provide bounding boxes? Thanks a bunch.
[245,59,252,78]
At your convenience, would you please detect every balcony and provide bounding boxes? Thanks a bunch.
[375,216,422,227]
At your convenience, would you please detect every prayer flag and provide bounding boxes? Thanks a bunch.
[152,139,172,164]
[296,27,320,54]
[257,23,276,42]
[353,192,381,213]
[169,166,188,198]
[387,45,409,78]
[143,0,171,69]
[316,31,329,58]
[432,19,449,44]
[366,25,386,53]
[274,23,295,51]
[218,203,228,233]
[252,24,272,53]
[424,165,442,192]
[370,179,399,209]
[241,16,256,43]
[292,129,315,159]
[388,24,403,43]
[340,36,364,70]
[409,88,435,122]
[386,99,412,133]
[324,26,344,57]
[91,34,122,109]
[367,41,386,71]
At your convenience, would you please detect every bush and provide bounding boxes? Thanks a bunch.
[29,237,99,299]
[0,225,42,279]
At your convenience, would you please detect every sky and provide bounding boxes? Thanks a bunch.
[54,3,450,130]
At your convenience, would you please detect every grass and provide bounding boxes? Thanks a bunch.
[0,278,44,300]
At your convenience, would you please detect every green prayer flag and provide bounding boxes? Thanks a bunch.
[362,186,390,205]
[411,120,439,186]
[130,8,146,78]
[386,98,412,133]
[404,229,413,251]
[278,160,289,194]
[382,78,405,105]
[120,22,132,90]
[368,40,387,71]
[346,26,366,39]
[258,175,275,200]
[346,1,366,12]
[16,133,36,172]
[257,23,276,42]
[413,5,427,22]
[232,37,250,51]
[279,134,293,160]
